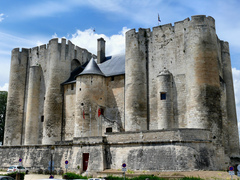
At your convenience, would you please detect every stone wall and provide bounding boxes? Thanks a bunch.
[0,138,105,173]
[104,75,125,132]
[63,83,76,140]
[0,129,229,173]
[125,15,239,158]
[4,48,29,145]
[63,74,125,140]
[4,38,93,146]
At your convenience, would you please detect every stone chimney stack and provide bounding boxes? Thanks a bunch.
[97,38,105,64]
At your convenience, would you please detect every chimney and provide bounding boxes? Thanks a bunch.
[97,38,105,64]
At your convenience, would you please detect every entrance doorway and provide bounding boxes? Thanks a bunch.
[83,153,89,171]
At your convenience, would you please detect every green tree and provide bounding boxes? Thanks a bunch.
[0,91,7,145]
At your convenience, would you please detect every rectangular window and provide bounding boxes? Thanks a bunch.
[106,127,112,133]
[111,76,114,81]
[41,116,44,122]
[160,92,166,100]
[71,84,74,90]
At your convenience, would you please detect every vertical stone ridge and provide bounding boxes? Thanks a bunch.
[4,48,29,145]
[125,28,149,131]
[221,41,239,156]
[24,66,41,145]
[42,38,62,144]
[157,69,174,129]
[184,15,223,145]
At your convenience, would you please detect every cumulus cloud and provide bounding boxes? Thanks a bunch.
[0,83,8,91]
[232,68,240,121]
[0,31,50,89]
[0,13,4,22]
[232,68,240,139]
[52,33,58,39]
[66,27,129,56]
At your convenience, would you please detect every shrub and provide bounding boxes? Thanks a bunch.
[105,175,204,180]
[181,177,203,180]
[131,175,162,180]
[105,175,129,180]
[3,172,25,180]
[62,172,88,179]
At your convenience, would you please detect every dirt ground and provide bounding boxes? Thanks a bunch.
[156,171,239,179]
[100,169,240,180]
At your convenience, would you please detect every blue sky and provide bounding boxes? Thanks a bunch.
[0,0,240,130]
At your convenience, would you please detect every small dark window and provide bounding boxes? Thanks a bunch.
[106,127,112,133]
[71,84,74,90]
[111,76,114,81]
[160,92,166,100]
[41,116,44,122]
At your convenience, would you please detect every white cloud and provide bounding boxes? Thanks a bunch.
[0,13,4,22]
[232,68,240,136]
[0,13,4,21]
[19,1,70,18]
[61,27,129,56]
[0,83,8,91]
[0,31,51,88]
[52,33,58,39]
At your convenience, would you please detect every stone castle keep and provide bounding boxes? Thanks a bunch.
[1,15,239,173]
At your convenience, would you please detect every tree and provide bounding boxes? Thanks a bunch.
[0,91,7,145]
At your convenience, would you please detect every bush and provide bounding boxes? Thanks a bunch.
[3,172,25,180]
[62,173,204,180]
[62,172,88,179]
[131,175,161,180]
[181,177,203,180]
[105,175,165,180]
[105,175,128,180]
[105,175,204,180]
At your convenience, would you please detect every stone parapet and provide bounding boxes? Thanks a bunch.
[0,129,229,173]
[105,129,211,144]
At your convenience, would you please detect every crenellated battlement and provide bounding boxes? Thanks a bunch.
[24,38,94,66]
[127,15,216,39]
[11,47,29,54]
[29,38,92,53]
[126,28,151,40]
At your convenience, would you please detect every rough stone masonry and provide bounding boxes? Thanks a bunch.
[1,15,239,174]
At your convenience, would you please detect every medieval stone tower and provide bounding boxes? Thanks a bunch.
[1,15,239,172]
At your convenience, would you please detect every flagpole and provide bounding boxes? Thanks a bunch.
[158,13,161,26]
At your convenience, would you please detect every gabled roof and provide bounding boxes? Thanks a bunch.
[62,54,125,85]
[98,54,125,77]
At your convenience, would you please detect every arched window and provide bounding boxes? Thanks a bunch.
[71,59,81,71]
